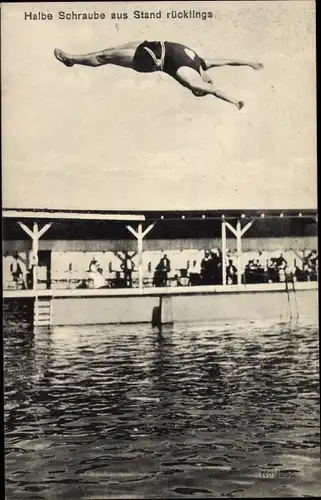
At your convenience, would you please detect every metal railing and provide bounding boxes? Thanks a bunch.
[3,268,318,291]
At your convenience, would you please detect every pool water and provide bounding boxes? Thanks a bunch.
[4,305,320,499]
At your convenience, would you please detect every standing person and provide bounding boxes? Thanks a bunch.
[54,41,263,109]
[156,254,171,286]
[226,259,237,285]
[201,250,213,285]
[187,259,201,286]
[115,251,136,287]
[121,251,135,287]
[10,252,27,289]
[210,249,222,284]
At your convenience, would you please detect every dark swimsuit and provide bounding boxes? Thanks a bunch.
[132,41,206,76]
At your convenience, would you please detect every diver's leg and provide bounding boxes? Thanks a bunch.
[54,41,141,68]
[204,58,263,70]
[175,67,244,109]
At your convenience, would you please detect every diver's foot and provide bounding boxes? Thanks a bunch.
[54,48,74,67]
[237,101,244,110]
[251,62,264,70]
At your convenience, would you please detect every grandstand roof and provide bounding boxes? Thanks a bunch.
[2,207,317,222]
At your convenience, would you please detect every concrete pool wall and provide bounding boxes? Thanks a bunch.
[4,282,318,326]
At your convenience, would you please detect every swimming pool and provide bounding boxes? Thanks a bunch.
[4,309,320,499]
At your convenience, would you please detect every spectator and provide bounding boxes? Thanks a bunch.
[312,253,318,281]
[267,258,278,283]
[121,251,136,287]
[254,258,265,282]
[115,251,136,287]
[294,251,318,282]
[275,252,287,268]
[210,249,222,284]
[10,252,27,289]
[89,256,99,272]
[244,259,263,284]
[171,274,182,287]
[295,265,304,282]
[244,260,253,284]
[77,279,88,289]
[201,250,213,285]
[112,271,126,288]
[226,259,237,284]
[303,262,312,281]
[254,258,263,270]
[309,250,318,267]
[278,267,286,282]
[10,254,22,282]
[153,264,163,287]
[26,268,34,289]
[306,250,318,280]
[256,251,265,268]
[154,254,171,287]
[187,260,201,286]
[179,269,189,287]
[92,267,106,289]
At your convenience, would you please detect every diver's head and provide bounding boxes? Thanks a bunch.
[191,88,207,97]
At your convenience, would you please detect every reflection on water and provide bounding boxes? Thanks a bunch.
[4,305,320,499]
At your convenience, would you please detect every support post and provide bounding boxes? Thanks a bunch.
[38,223,52,238]
[137,223,143,291]
[126,222,155,291]
[223,218,253,286]
[221,221,227,285]
[159,295,173,325]
[18,221,52,291]
[32,221,39,290]
[240,220,253,237]
[236,219,242,285]
[225,221,238,237]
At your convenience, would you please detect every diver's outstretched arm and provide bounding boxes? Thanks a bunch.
[175,67,244,109]
[204,58,263,71]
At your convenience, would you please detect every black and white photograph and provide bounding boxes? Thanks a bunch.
[2,1,318,498]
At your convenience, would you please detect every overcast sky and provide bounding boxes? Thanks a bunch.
[2,1,316,210]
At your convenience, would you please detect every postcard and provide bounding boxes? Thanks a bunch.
[2,2,318,499]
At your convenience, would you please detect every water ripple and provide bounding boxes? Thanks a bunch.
[4,308,320,499]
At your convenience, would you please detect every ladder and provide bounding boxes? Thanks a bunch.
[34,296,52,327]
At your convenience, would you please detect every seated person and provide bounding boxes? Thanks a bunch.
[171,274,182,287]
[278,267,286,282]
[275,252,287,268]
[253,259,266,283]
[77,279,89,289]
[245,260,255,283]
[267,258,279,283]
[112,271,126,288]
[92,267,106,288]
[88,256,100,272]
[306,250,318,278]
[295,265,304,282]
[302,262,312,281]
